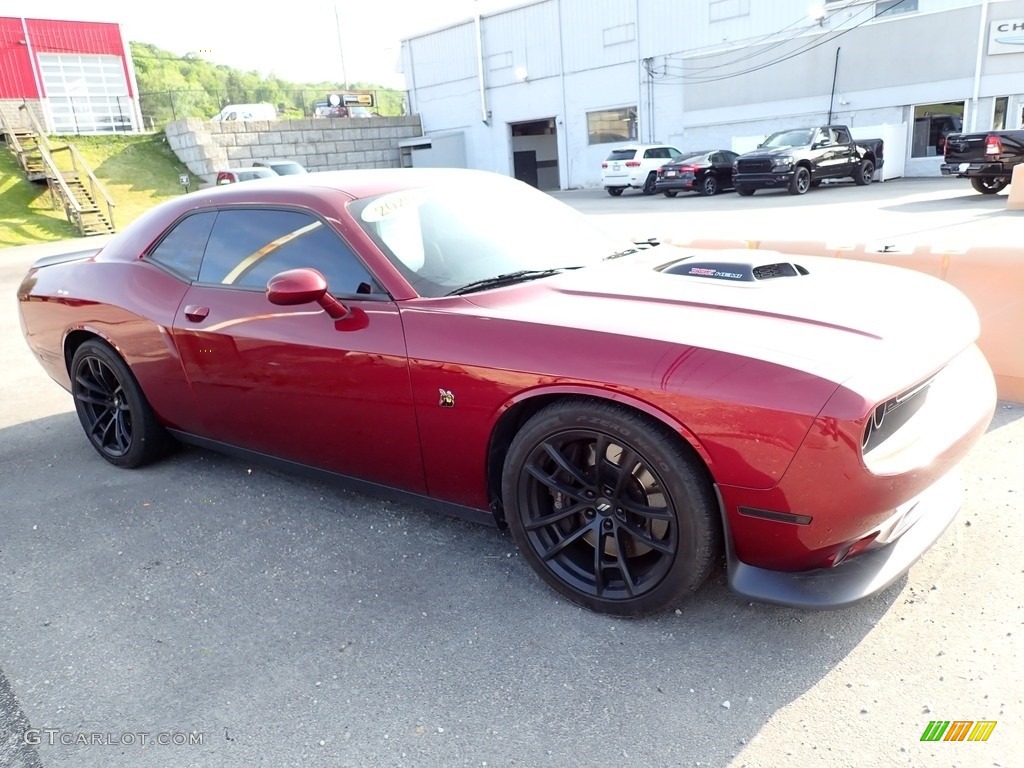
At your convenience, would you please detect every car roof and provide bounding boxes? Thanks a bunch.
[610,144,677,151]
[199,168,519,201]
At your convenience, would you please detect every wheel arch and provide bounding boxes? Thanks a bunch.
[63,327,115,376]
[485,388,716,527]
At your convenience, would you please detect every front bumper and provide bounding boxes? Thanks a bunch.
[940,161,1007,178]
[719,469,961,609]
[732,171,793,189]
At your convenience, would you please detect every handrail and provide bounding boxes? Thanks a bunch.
[17,103,52,151]
[38,144,91,235]
[65,143,116,229]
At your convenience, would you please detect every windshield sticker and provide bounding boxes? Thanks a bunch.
[361,190,427,222]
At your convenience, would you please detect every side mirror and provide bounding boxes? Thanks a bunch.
[266,268,349,319]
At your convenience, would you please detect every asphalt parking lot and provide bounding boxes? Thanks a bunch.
[1,177,1021,768]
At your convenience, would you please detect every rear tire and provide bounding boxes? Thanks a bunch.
[970,176,1009,194]
[70,339,173,468]
[700,175,719,196]
[854,159,874,186]
[502,399,721,616]
[663,190,678,198]
[606,187,624,197]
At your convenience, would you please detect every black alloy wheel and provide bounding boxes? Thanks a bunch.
[70,339,172,468]
[854,159,874,186]
[503,400,720,616]
[789,166,811,195]
[700,175,719,196]
[642,173,657,195]
[970,177,1008,194]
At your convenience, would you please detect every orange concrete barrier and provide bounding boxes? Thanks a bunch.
[833,243,955,280]
[1008,164,1024,211]
[753,240,836,257]
[665,237,755,250]
[945,246,1024,402]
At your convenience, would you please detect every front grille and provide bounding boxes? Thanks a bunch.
[737,159,772,173]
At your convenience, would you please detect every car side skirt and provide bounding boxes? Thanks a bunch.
[714,470,961,609]
[166,429,497,527]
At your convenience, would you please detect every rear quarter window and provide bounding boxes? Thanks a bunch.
[146,211,217,281]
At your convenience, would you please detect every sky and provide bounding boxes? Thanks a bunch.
[21,0,522,88]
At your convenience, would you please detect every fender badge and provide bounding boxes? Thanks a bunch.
[438,389,455,408]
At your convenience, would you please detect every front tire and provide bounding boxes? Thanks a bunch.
[502,400,721,616]
[788,166,811,195]
[970,176,1009,194]
[735,185,754,196]
[70,339,173,468]
[854,159,874,186]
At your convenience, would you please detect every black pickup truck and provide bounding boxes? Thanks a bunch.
[940,130,1024,194]
[732,125,882,196]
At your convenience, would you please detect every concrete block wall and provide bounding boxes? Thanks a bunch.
[0,100,47,135]
[164,115,424,184]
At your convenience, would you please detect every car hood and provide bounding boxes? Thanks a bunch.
[740,147,809,159]
[459,247,980,403]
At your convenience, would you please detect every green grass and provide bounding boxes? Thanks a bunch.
[0,133,203,247]
[0,150,77,246]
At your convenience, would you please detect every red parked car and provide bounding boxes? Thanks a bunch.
[17,169,995,615]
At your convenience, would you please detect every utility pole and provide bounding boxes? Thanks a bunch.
[334,3,348,88]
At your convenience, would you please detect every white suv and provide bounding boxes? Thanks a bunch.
[601,144,682,196]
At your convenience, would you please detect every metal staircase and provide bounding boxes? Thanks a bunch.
[1,106,116,236]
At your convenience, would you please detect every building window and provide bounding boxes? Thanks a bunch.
[875,0,917,18]
[912,102,964,158]
[710,0,751,22]
[993,97,1008,131]
[37,53,134,134]
[587,107,637,145]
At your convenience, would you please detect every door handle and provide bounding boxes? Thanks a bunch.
[184,305,210,322]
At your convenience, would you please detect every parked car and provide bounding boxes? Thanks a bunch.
[215,167,277,184]
[211,103,276,122]
[732,125,881,195]
[941,129,1024,194]
[601,144,682,196]
[16,168,995,616]
[252,159,308,176]
[655,150,739,196]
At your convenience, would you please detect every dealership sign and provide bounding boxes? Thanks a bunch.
[989,18,1024,55]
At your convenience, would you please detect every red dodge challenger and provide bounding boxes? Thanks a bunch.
[17,169,996,615]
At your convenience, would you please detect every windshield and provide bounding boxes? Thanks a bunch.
[760,129,814,149]
[273,163,307,175]
[349,175,635,298]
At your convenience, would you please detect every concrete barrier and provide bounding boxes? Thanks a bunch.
[1008,164,1024,211]
[674,239,1023,403]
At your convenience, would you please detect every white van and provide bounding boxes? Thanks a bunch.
[211,103,276,122]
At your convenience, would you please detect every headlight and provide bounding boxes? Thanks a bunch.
[772,156,793,170]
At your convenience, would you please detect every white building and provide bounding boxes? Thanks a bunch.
[400,0,1024,189]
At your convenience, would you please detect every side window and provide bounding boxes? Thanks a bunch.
[147,211,216,282]
[198,209,380,296]
[834,127,852,144]
[709,153,722,164]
